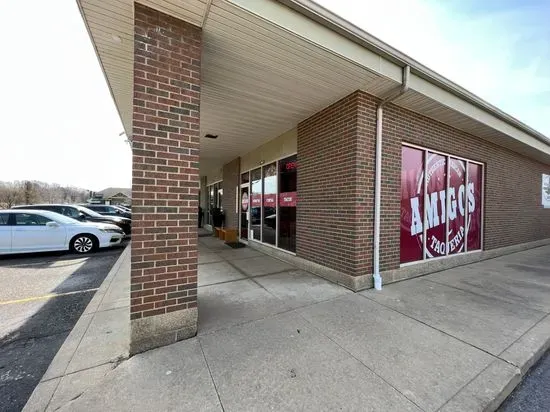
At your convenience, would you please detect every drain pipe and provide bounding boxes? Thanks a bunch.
[373,65,410,290]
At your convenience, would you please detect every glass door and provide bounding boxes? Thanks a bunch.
[278,155,297,252]
[240,184,249,240]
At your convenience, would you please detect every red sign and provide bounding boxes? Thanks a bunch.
[251,194,262,207]
[241,192,249,211]
[448,158,465,255]
[279,192,297,207]
[400,146,482,264]
[285,161,297,171]
[467,163,482,251]
[400,146,424,263]
[263,193,276,207]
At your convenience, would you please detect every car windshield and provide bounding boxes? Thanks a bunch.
[77,205,104,218]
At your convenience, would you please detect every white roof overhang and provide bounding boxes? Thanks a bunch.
[77,0,550,174]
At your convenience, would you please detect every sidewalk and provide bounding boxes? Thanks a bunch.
[24,246,130,412]
[25,242,550,411]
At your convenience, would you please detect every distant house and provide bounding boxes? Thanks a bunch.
[91,187,132,206]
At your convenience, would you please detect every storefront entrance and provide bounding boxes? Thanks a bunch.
[240,183,249,240]
[238,155,297,253]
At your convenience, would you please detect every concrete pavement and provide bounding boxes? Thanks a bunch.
[24,240,550,411]
[23,247,130,412]
[499,348,550,411]
[0,247,125,412]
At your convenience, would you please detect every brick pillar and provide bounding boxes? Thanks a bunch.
[222,158,240,228]
[130,3,201,354]
[297,91,377,278]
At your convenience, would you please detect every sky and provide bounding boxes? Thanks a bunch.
[0,1,131,191]
[316,0,550,135]
[0,0,548,190]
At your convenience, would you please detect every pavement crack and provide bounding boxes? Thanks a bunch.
[295,310,427,412]
[198,338,226,412]
[357,292,501,360]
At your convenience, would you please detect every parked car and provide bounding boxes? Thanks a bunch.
[0,209,124,255]
[79,204,131,219]
[12,204,131,235]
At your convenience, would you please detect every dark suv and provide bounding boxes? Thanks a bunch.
[80,204,131,219]
[12,204,131,235]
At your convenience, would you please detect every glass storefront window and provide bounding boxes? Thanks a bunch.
[250,168,262,241]
[205,181,223,226]
[278,155,297,252]
[400,146,424,263]
[208,185,215,225]
[425,152,447,258]
[239,155,297,253]
[467,163,482,251]
[240,172,249,240]
[448,158,466,255]
[217,187,223,209]
[262,163,277,246]
[400,144,483,264]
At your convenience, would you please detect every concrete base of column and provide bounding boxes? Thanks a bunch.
[130,308,198,355]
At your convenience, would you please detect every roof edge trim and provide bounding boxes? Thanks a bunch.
[276,0,550,146]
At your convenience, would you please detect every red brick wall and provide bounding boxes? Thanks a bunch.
[130,4,201,320]
[297,92,377,276]
[297,89,550,277]
[379,93,550,271]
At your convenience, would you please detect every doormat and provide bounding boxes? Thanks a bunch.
[225,242,246,249]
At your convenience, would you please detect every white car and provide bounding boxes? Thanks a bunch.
[0,209,125,255]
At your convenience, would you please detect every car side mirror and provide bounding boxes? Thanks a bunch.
[78,213,86,220]
[46,221,59,228]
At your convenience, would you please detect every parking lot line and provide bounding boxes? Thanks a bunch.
[0,288,99,306]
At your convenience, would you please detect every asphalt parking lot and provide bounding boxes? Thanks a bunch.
[499,349,550,412]
[0,245,126,412]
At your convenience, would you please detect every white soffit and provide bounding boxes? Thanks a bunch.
[199,0,398,166]
[79,0,400,168]
[78,0,209,136]
[79,0,550,168]
[404,74,550,159]
[78,0,134,134]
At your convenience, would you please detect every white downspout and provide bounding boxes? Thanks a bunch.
[373,65,410,290]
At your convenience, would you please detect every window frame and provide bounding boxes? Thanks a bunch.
[239,152,298,254]
[0,213,11,226]
[14,213,54,226]
[401,142,484,266]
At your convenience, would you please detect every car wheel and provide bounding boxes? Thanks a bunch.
[71,235,97,254]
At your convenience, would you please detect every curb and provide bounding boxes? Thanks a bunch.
[442,314,550,412]
[23,246,130,412]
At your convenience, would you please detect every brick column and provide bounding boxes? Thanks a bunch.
[222,158,240,228]
[130,3,201,354]
[297,91,377,278]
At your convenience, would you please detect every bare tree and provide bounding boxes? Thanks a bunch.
[23,181,37,204]
[0,182,23,208]
[0,180,89,207]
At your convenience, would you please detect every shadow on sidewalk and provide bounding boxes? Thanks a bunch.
[0,246,125,412]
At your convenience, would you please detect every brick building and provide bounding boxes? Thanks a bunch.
[78,0,550,353]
